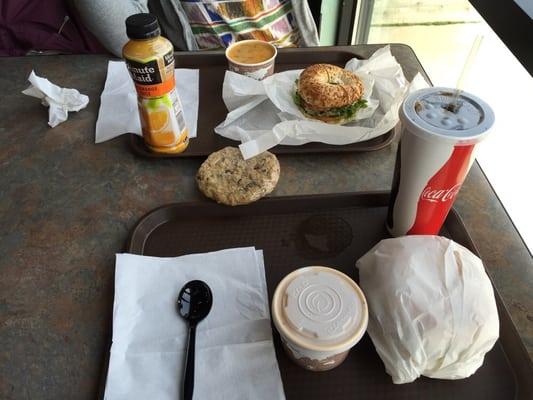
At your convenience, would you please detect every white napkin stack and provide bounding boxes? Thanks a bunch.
[22,70,89,128]
[95,61,199,143]
[104,247,285,400]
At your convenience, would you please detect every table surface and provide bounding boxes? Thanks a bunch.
[0,44,531,400]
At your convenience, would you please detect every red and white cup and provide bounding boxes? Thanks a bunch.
[387,87,495,237]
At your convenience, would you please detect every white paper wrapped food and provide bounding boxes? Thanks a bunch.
[356,235,499,384]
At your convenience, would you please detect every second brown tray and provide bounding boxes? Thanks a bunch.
[119,192,532,400]
[128,45,417,158]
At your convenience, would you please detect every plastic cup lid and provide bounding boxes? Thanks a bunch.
[272,266,368,352]
[400,87,495,145]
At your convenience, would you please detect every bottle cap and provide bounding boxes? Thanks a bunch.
[125,13,161,40]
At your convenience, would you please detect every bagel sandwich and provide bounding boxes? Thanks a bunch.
[293,64,367,124]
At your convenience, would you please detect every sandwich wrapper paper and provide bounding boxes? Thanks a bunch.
[103,247,285,400]
[22,70,89,128]
[356,236,499,384]
[216,45,429,159]
[95,61,199,143]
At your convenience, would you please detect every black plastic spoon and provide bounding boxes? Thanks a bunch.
[177,280,213,400]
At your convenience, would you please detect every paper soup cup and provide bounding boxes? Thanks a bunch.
[272,266,368,371]
[225,40,277,80]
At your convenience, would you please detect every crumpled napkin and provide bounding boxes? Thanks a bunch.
[215,45,429,159]
[22,70,89,128]
[95,61,199,143]
[104,247,285,400]
[356,236,499,384]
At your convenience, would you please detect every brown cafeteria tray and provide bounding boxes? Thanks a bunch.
[128,46,404,158]
[118,192,532,399]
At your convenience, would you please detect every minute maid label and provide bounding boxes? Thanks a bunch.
[125,50,175,97]
[127,58,162,84]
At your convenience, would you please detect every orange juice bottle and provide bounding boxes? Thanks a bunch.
[123,13,188,154]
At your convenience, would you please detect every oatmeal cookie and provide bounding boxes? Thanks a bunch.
[196,147,280,206]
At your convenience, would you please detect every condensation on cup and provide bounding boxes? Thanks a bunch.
[387,87,495,237]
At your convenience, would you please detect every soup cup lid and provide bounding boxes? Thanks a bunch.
[272,266,368,352]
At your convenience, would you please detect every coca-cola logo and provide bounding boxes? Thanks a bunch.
[421,184,462,203]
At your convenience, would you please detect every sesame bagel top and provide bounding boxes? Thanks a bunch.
[297,64,364,111]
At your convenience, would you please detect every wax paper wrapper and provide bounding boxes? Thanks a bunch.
[356,236,499,384]
[215,46,429,159]
[22,70,89,128]
[95,61,199,143]
[104,247,285,400]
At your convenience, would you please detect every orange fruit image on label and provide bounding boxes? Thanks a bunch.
[150,109,169,131]
[142,107,177,147]
[142,108,177,147]
[139,95,187,148]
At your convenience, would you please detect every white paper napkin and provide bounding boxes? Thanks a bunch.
[215,46,429,159]
[22,70,89,128]
[104,247,285,400]
[95,61,199,143]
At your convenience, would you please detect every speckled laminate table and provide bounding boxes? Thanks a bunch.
[0,45,531,399]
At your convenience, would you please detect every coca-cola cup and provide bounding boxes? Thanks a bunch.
[387,87,495,236]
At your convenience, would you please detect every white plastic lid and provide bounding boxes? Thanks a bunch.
[400,87,495,145]
[272,266,368,352]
